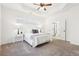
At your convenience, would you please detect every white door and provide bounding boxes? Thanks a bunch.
[59,19,66,41]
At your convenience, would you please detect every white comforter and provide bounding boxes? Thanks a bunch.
[24,33,50,47]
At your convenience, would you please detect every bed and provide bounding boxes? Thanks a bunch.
[24,33,50,47]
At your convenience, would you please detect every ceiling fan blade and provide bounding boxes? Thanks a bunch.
[44,8,46,11]
[45,4,52,6]
[48,4,52,6]
[33,3,40,6]
[37,7,40,10]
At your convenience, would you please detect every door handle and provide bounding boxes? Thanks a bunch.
[64,30,66,32]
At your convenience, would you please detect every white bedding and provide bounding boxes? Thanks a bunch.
[24,33,50,47]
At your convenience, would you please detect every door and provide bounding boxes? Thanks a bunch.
[59,19,66,41]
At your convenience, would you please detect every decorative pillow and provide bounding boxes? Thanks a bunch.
[32,29,39,34]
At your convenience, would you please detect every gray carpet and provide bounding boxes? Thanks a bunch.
[0,40,79,56]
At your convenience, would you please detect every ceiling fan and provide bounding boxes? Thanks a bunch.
[33,3,52,11]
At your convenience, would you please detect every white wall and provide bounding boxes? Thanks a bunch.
[65,5,79,45]
[44,4,79,45]
[2,6,18,44]
[48,4,79,45]
[0,4,1,45]
[1,5,45,45]
[42,13,66,41]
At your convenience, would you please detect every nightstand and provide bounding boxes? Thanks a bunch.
[16,34,24,42]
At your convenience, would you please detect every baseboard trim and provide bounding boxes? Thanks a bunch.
[70,41,79,46]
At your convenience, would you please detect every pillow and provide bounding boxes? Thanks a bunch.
[32,29,39,34]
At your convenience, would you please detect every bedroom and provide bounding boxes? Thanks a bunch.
[0,3,79,56]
